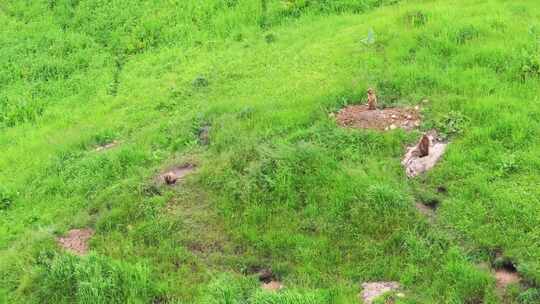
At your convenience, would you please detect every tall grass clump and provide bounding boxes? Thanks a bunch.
[31,253,155,304]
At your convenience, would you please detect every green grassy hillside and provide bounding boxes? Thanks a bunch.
[1,0,540,303]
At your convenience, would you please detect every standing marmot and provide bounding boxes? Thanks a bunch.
[367,88,377,110]
[418,134,430,157]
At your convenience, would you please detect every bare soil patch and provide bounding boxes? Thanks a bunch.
[95,140,119,152]
[402,131,448,177]
[415,202,436,217]
[336,105,421,131]
[158,164,196,186]
[493,257,521,290]
[360,282,401,304]
[261,280,284,292]
[248,267,284,292]
[57,228,94,255]
[495,268,520,289]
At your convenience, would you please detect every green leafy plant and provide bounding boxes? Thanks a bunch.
[0,186,15,211]
[434,111,469,139]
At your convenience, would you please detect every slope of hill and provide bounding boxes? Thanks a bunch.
[1,0,540,303]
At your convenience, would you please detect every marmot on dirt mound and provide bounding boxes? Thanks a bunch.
[164,172,178,185]
[367,88,377,110]
[418,133,430,157]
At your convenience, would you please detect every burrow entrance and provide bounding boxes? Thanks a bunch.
[493,256,521,291]
[415,202,437,218]
[245,266,284,292]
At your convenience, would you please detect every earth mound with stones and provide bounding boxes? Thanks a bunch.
[57,228,94,255]
[336,104,421,131]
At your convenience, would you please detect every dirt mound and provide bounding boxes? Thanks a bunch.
[495,268,520,289]
[57,228,94,255]
[336,105,421,131]
[158,164,196,185]
[402,131,447,177]
[261,280,284,292]
[248,267,284,292]
[360,282,401,304]
[493,257,521,290]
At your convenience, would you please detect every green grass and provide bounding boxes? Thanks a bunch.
[1,0,540,303]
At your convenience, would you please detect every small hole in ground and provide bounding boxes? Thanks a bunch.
[437,185,448,194]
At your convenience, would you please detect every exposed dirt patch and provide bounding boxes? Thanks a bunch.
[402,131,448,177]
[493,257,521,290]
[415,202,437,217]
[244,266,284,292]
[336,104,421,131]
[158,164,196,186]
[95,140,119,152]
[261,280,284,292]
[57,228,94,255]
[360,282,401,304]
[495,268,520,289]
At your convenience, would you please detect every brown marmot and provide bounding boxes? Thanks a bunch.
[367,88,377,110]
[418,134,430,157]
[164,172,178,185]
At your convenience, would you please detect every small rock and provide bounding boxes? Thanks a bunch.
[389,124,397,130]
[391,114,397,119]
[414,105,420,110]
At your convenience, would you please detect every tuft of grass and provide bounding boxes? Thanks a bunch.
[29,252,155,304]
